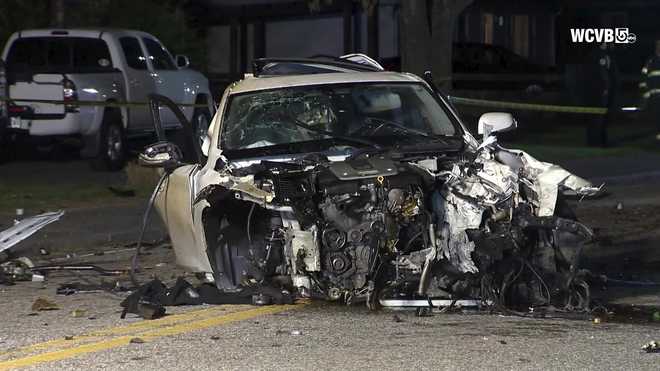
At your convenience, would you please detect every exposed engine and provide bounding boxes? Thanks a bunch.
[201,144,600,312]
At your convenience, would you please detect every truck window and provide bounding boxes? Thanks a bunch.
[6,37,113,73]
[119,37,147,70]
[6,38,48,73]
[46,38,70,70]
[142,38,176,70]
[73,39,112,69]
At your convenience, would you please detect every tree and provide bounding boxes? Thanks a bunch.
[400,0,474,91]
[0,0,206,72]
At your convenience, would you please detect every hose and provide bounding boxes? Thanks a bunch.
[129,171,169,287]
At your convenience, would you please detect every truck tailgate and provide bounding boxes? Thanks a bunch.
[9,74,64,115]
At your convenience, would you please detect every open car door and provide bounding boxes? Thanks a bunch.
[141,95,213,273]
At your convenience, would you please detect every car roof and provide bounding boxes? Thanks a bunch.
[230,71,425,94]
[14,29,153,39]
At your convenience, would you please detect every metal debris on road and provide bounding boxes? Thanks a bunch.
[1,257,36,283]
[0,210,65,256]
[642,341,660,353]
[57,281,128,296]
[30,264,125,276]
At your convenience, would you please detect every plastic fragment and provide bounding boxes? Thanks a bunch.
[642,341,660,353]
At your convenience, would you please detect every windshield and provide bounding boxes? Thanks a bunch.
[220,82,459,153]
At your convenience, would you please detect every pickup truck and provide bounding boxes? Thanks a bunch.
[0,29,214,170]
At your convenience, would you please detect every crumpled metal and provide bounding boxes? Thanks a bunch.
[432,144,597,273]
[434,153,518,273]
[505,149,596,217]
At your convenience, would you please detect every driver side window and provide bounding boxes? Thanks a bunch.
[142,38,176,70]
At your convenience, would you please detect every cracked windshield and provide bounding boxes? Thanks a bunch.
[221,83,457,150]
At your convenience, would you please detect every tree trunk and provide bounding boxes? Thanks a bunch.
[430,0,473,91]
[51,0,65,27]
[400,0,431,77]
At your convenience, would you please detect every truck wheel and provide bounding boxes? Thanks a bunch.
[191,107,211,164]
[90,111,126,171]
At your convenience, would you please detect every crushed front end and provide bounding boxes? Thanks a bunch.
[195,142,599,312]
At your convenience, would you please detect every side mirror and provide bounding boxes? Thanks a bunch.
[139,141,183,169]
[477,112,517,138]
[175,55,190,69]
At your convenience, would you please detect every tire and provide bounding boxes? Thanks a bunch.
[90,110,126,171]
[191,107,211,165]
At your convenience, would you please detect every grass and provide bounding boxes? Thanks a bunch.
[0,161,161,214]
[493,112,660,162]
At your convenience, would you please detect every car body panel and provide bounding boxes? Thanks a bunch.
[154,164,213,272]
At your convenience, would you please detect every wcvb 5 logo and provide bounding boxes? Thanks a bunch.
[570,28,636,44]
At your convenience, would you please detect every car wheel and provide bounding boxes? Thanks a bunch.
[191,107,211,165]
[90,110,126,171]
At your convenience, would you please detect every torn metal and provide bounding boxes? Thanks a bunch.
[158,138,598,312]
[0,210,65,256]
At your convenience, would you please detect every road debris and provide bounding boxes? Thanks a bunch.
[71,309,87,318]
[30,264,125,276]
[31,298,59,311]
[57,281,128,295]
[1,257,36,283]
[119,278,293,319]
[129,337,145,344]
[0,210,64,257]
[642,341,660,353]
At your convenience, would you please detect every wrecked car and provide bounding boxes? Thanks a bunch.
[143,55,600,311]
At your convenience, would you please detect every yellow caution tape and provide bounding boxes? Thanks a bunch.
[0,96,208,108]
[0,95,616,115]
[449,96,608,115]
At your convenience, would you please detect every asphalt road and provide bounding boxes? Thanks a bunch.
[1,217,659,370]
[1,157,660,370]
[1,283,658,371]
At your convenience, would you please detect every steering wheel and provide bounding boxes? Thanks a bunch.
[349,118,385,137]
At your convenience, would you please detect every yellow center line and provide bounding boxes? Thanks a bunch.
[0,303,305,370]
[0,305,239,358]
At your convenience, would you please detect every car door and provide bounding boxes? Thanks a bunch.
[154,164,213,272]
[118,36,155,131]
[141,37,186,129]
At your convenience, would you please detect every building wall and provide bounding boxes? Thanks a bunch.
[205,4,400,75]
[265,16,345,58]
